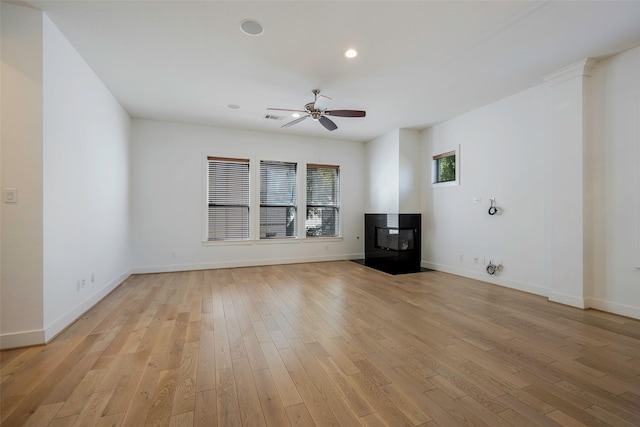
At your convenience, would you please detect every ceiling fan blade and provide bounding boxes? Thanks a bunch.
[325,109,366,117]
[267,108,307,113]
[319,116,338,131]
[313,94,332,111]
[282,115,309,128]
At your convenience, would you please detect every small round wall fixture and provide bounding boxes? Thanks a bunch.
[240,19,263,36]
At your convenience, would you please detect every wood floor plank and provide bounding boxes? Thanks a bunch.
[194,388,217,426]
[252,368,291,427]
[232,357,267,427]
[3,261,640,426]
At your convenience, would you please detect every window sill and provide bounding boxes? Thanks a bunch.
[430,180,459,188]
[202,239,254,247]
[303,236,343,243]
[202,236,343,246]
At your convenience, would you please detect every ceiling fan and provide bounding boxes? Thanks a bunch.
[267,89,366,131]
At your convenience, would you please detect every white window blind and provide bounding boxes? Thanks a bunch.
[207,157,250,240]
[306,164,340,237]
[260,160,297,239]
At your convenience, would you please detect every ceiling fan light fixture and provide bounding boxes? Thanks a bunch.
[240,19,263,36]
[344,48,358,58]
[292,113,301,118]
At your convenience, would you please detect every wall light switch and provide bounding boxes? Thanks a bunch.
[3,188,17,203]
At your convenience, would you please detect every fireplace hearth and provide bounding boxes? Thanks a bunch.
[364,213,422,274]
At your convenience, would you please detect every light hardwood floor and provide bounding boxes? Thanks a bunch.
[2,261,640,426]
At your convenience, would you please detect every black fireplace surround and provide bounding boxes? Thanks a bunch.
[364,213,421,274]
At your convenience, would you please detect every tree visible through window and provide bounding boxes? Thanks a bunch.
[260,160,297,239]
[433,151,456,183]
[306,164,339,237]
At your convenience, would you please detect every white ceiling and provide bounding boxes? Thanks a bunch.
[26,0,640,142]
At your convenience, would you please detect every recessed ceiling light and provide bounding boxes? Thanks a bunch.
[240,19,263,36]
[344,48,358,58]
[292,113,301,118]
[227,104,240,109]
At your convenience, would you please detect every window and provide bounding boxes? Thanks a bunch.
[260,160,297,239]
[207,157,250,240]
[306,164,340,237]
[432,148,459,186]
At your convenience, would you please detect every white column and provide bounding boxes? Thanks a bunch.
[544,59,595,308]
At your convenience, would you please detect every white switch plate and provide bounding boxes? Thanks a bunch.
[3,188,17,203]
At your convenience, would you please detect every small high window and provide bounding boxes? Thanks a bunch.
[432,149,459,186]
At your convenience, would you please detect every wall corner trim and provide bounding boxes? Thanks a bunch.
[543,58,598,86]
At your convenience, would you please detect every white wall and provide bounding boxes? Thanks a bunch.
[587,46,640,317]
[399,129,421,213]
[42,15,132,340]
[421,85,548,296]
[131,119,365,272]
[1,3,45,348]
[366,130,399,213]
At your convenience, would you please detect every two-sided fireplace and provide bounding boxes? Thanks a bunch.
[364,213,421,274]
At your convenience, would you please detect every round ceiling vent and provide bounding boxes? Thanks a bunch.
[240,19,263,36]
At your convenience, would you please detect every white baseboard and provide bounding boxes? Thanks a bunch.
[0,329,46,350]
[421,261,549,298]
[131,253,364,274]
[548,291,587,309]
[43,271,131,342]
[587,297,640,320]
[0,271,131,350]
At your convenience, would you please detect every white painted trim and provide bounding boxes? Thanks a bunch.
[421,261,549,297]
[586,298,640,320]
[543,58,598,86]
[131,253,365,274]
[0,329,46,350]
[548,292,587,309]
[43,271,131,343]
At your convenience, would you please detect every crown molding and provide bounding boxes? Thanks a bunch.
[544,58,598,86]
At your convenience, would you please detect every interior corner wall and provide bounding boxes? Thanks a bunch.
[586,45,640,318]
[0,3,45,348]
[398,129,421,213]
[421,85,548,297]
[365,129,399,213]
[42,14,132,340]
[130,119,365,272]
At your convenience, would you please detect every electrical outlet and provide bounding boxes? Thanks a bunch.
[82,279,86,288]
[474,257,479,264]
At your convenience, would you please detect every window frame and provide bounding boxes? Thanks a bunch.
[203,154,344,245]
[204,155,252,243]
[431,146,460,188]
[305,163,341,238]
[259,159,299,240]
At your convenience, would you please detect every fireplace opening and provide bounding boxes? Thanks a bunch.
[376,227,414,251]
